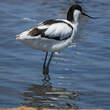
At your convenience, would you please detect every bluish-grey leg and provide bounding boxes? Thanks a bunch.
[43,52,48,80]
[45,52,54,80]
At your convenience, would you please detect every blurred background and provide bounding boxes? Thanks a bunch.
[0,0,110,109]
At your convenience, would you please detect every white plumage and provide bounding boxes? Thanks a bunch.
[17,19,75,52]
[44,22,72,39]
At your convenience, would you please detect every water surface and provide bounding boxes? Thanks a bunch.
[0,0,110,109]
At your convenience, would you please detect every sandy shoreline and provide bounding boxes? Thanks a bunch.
[0,106,104,110]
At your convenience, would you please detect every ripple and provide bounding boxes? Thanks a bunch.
[0,0,110,109]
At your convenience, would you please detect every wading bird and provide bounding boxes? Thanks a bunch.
[16,4,94,80]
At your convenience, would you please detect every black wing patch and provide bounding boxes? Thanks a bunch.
[42,19,73,29]
[28,27,46,36]
[42,19,62,25]
[42,34,71,40]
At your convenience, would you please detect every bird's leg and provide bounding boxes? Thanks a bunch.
[45,52,54,80]
[43,52,48,78]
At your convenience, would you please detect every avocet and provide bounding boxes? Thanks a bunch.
[16,4,94,80]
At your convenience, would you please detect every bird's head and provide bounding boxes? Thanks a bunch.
[67,4,95,23]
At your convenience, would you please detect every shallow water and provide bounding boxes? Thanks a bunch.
[0,0,110,109]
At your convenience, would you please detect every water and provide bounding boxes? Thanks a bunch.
[0,0,110,109]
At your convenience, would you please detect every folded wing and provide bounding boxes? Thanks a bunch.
[28,19,73,40]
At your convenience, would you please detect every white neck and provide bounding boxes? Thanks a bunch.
[73,10,81,25]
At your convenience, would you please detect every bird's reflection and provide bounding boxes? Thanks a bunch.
[21,81,80,109]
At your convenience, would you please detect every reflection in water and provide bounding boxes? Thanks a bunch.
[21,81,79,109]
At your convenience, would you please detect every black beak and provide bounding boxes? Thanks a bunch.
[82,12,96,19]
